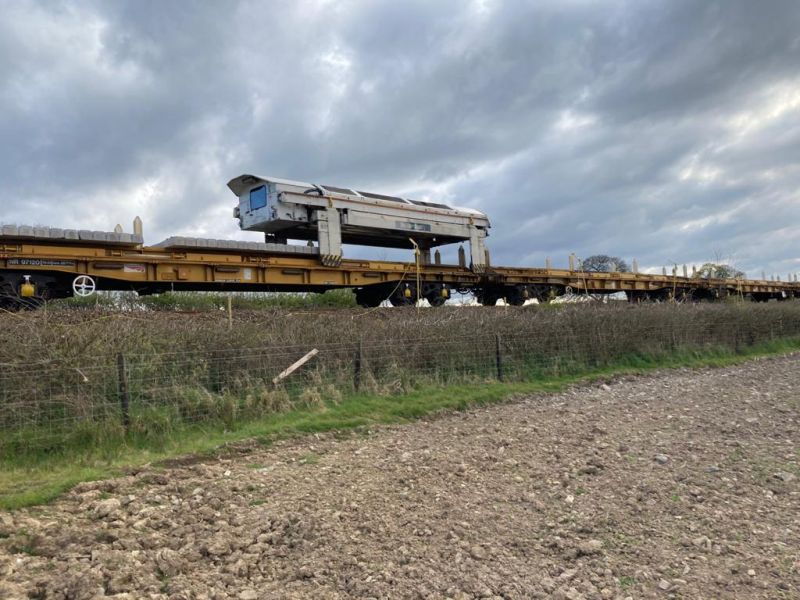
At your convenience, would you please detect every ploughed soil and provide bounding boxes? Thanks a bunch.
[1,356,799,600]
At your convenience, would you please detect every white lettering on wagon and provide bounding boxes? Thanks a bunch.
[7,258,76,267]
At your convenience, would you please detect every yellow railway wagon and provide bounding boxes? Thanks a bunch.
[0,229,796,310]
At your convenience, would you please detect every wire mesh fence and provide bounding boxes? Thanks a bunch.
[2,305,800,457]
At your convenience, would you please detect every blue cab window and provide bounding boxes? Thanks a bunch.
[250,185,267,210]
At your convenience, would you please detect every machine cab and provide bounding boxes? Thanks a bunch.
[230,176,312,235]
[233,181,275,228]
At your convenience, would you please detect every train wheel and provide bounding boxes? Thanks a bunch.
[389,295,415,307]
[479,293,500,307]
[422,285,448,307]
[535,286,558,304]
[355,288,385,308]
[388,284,417,307]
[503,286,529,306]
[425,294,447,307]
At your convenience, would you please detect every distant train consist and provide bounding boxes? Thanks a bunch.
[0,174,797,309]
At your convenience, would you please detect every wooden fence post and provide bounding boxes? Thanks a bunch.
[117,353,131,431]
[495,334,503,381]
[354,338,363,392]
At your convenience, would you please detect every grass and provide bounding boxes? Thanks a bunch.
[1,336,799,511]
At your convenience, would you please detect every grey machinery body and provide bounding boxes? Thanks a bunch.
[228,174,491,270]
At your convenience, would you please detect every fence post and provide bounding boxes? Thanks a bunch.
[495,334,503,381]
[354,338,363,392]
[117,353,131,431]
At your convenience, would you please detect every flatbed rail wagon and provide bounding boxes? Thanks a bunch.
[0,224,796,310]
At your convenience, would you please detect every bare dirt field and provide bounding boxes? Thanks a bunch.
[1,355,799,600]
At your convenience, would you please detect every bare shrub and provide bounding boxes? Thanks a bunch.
[2,301,800,453]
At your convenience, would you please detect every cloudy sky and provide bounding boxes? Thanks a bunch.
[2,0,799,277]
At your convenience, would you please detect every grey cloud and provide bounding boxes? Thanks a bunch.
[1,0,799,277]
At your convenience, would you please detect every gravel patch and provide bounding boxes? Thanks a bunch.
[1,355,799,599]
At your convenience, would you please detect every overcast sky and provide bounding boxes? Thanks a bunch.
[2,0,799,277]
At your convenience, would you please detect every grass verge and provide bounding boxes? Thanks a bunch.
[2,337,799,511]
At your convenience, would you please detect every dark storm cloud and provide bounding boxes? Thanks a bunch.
[1,0,799,276]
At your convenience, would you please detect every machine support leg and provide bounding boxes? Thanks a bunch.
[316,208,343,267]
[469,228,489,273]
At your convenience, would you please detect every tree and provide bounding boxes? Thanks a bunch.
[581,255,630,273]
[696,263,745,279]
